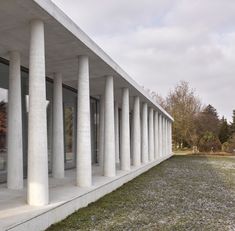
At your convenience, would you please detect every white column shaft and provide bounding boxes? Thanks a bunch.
[170,122,172,154]
[166,120,168,155]
[141,103,148,163]
[163,117,166,156]
[7,51,23,189]
[158,114,162,157]
[148,108,154,161]
[114,102,120,164]
[165,119,168,156]
[76,55,92,187]
[27,20,48,206]
[120,88,130,171]
[52,73,64,178]
[154,111,159,159]
[98,95,104,168]
[104,76,116,177]
[167,120,169,155]
[132,96,141,167]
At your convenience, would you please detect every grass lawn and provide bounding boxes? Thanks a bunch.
[47,156,235,231]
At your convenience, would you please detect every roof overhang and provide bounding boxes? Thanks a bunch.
[0,0,173,121]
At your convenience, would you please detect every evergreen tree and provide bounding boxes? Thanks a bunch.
[230,110,235,134]
[204,104,218,118]
[219,116,230,144]
[195,104,220,139]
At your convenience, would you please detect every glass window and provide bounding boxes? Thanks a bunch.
[0,88,8,182]
[64,105,75,169]
[0,58,100,183]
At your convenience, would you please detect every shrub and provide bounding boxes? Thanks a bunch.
[198,131,221,152]
[224,134,235,153]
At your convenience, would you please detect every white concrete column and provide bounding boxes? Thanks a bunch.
[154,111,159,160]
[104,76,116,177]
[141,103,148,163]
[158,114,162,157]
[76,55,92,187]
[7,51,23,190]
[90,104,95,164]
[47,101,53,170]
[166,119,168,156]
[163,117,166,156]
[170,122,172,154]
[168,120,170,155]
[114,102,120,164]
[165,118,168,156]
[120,88,131,171]
[148,108,154,161]
[27,19,48,206]
[98,95,104,168]
[132,96,141,167]
[52,73,64,179]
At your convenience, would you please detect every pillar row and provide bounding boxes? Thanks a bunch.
[7,51,23,190]
[27,19,48,206]
[120,88,130,171]
[76,55,92,187]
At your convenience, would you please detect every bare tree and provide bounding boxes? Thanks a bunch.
[165,81,201,148]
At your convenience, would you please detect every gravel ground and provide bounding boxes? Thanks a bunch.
[47,155,235,231]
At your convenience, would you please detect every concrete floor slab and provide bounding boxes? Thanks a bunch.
[0,154,172,231]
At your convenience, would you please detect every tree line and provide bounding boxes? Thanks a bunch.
[147,81,235,153]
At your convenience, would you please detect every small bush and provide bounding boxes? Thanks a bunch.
[224,134,235,153]
[198,131,221,152]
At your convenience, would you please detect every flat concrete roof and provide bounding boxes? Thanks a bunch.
[0,0,173,121]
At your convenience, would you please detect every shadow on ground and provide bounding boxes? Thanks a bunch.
[47,155,235,231]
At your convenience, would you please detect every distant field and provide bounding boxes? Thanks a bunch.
[47,155,235,231]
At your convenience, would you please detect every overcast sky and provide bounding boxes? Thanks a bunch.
[52,0,235,121]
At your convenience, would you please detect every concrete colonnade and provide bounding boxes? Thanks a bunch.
[5,18,173,207]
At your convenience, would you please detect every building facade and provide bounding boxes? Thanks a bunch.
[0,0,173,230]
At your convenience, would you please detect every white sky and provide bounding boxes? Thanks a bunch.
[52,0,235,121]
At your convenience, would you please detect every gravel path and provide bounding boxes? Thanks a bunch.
[47,155,235,231]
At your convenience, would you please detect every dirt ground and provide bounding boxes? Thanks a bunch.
[47,155,235,231]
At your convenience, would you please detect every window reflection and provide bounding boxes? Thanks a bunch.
[65,106,75,169]
[0,59,100,183]
[0,88,7,178]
